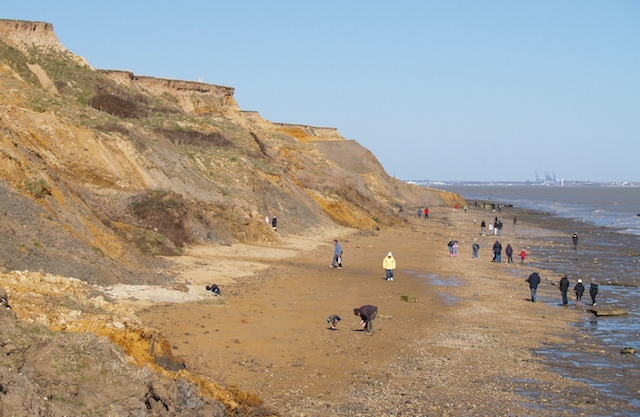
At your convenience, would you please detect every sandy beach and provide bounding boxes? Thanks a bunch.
[131,206,634,416]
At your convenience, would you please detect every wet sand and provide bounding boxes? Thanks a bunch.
[135,206,636,416]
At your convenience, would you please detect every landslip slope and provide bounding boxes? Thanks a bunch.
[0,19,464,416]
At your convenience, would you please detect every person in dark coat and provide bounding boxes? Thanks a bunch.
[472,243,480,259]
[572,232,579,248]
[354,305,378,335]
[505,244,513,263]
[271,216,277,232]
[480,219,486,235]
[559,276,570,307]
[526,272,541,302]
[574,279,585,306]
[589,282,599,306]
[492,241,502,263]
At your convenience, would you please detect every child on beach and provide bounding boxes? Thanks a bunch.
[574,279,585,307]
[326,314,341,330]
[520,250,527,263]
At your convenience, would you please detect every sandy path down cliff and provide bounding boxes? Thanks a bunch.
[102,225,348,306]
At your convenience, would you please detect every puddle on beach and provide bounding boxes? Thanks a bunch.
[404,270,464,287]
[403,270,461,306]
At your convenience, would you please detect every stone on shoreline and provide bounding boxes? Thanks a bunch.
[588,308,628,317]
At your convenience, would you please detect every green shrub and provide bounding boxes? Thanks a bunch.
[24,177,52,198]
[89,93,147,119]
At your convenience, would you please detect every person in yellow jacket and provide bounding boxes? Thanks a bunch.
[383,252,396,281]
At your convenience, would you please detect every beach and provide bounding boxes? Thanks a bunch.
[131,206,636,416]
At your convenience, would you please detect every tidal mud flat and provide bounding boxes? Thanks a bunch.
[507,208,640,413]
[132,206,637,416]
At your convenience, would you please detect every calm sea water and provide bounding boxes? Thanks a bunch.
[438,185,640,413]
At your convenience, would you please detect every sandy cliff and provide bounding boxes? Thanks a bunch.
[0,19,464,416]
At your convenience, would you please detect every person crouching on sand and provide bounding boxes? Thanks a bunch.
[354,305,378,335]
[326,314,341,330]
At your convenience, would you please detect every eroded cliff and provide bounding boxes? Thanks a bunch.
[0,18,463,416]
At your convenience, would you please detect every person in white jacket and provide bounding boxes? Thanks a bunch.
[383,252,396,281]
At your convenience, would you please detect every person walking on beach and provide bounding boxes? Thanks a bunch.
[519,249,527,263]
[497,220,503,236]
[383,252,396,281]
[271,216,277,232]
[417,208,422,219]
[572,233,579,249]
[472,243,480,259]
[480,219,486,236]
[589,281,599,306]
[513,216,518,226]
[505,244,514,263]
[526,272,541,302]
[331,239,343,269]
[354,305,378,335]
[492,240,502,263]
[559,275,570,307]
[424,208,429,219]
[574,279,585,307]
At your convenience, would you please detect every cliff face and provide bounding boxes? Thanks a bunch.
[100,70,239,114]
[0,20,64,52]
[0,18,460,283]
[0,19,466,416]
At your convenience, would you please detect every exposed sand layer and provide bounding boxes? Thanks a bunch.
[121,207,634,416]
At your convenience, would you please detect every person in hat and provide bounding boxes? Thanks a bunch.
[383,252,396,281]
[574,279,585,307]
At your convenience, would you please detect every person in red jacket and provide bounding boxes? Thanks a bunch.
[519,249,527,263]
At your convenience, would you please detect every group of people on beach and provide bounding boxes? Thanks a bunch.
[469,215,525,263]
[326,209,596,335]
[528,273,598,307]
[559,275,598,307]
[417,207,429,219]
[327,239,393,334]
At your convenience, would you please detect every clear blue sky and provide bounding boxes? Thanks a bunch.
[3,1,639,182]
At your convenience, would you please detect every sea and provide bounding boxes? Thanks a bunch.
[437,185,640,414]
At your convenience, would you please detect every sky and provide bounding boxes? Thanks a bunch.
[2,1,639,182]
